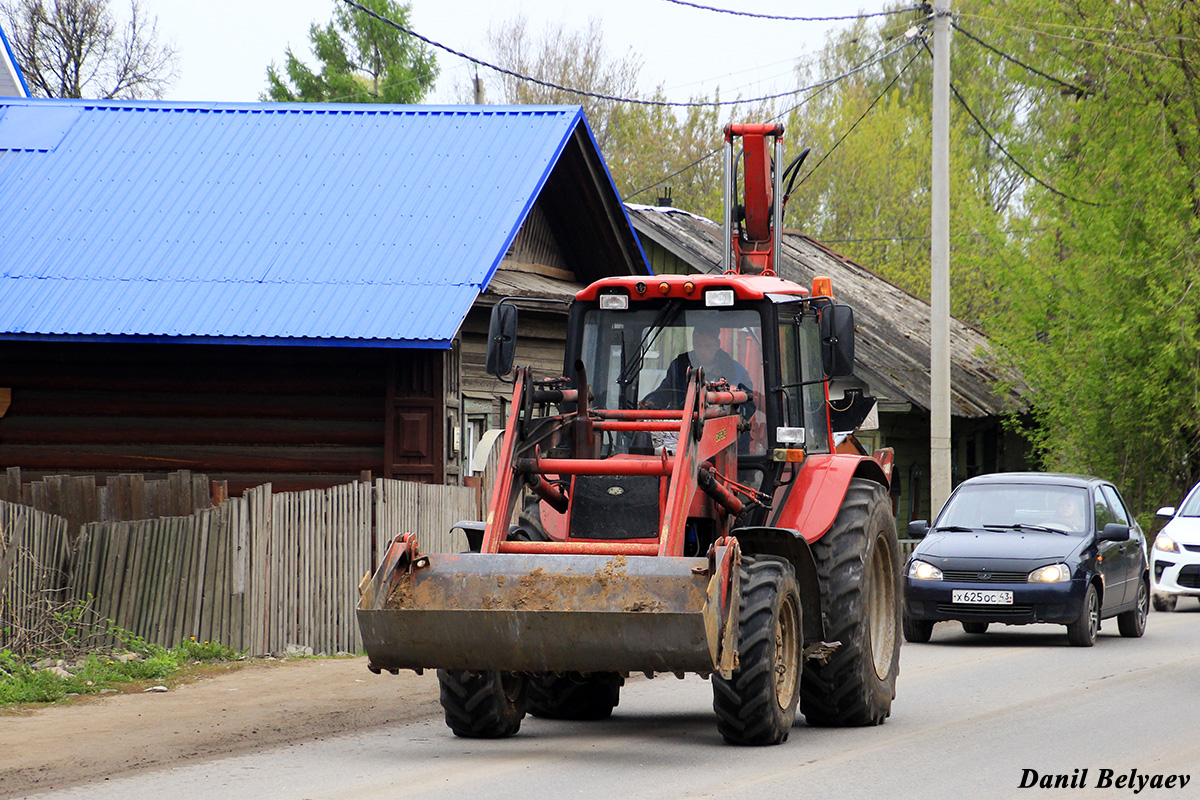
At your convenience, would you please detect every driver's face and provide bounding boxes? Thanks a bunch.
[693,331,719,359]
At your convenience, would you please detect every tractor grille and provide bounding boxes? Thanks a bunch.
[1178,565,1200,589]
[941,569,1028,583]
[938,603,1034,618]
[569,475,660,540]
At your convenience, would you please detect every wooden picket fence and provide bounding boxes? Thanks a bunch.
[1,478,479,657]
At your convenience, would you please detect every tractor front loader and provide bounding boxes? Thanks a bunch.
[357,123,902,745]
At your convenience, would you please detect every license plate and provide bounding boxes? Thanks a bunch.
[952,589,1013,605]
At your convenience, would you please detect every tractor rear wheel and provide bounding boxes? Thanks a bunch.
[437,669,527,738]
[712,556,802,746]
[800,478,902,727]
[527,672,624,720]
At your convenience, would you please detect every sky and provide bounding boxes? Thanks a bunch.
[136,0,885,107]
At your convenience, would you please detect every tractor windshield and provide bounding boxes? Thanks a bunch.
[580,306,766,456]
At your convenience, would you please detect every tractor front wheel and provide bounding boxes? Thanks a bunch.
[712,556,802,745]
[437,669,527,738]
[800,478,902,727]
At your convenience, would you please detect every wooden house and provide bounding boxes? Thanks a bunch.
[0,100,646,494]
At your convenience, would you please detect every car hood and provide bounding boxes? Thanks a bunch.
[1161,515,1200,545]
[915,530,1085,567]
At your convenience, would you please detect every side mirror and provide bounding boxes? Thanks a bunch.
[820,304,855,378]
[1156,506,1176,520]
[907,520,929,539]
[1098,522,1131,542]
[485,302,519,378]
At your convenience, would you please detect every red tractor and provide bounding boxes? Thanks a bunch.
[358,123,901,745]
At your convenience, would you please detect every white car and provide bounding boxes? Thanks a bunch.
[1152,484,1200,611]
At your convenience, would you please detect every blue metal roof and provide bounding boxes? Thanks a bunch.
[0,100,607,347]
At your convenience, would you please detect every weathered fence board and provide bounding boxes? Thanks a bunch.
[3,477,480,656]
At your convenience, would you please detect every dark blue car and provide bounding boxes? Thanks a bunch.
[903,473,1149,647]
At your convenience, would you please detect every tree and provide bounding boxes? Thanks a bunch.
[263,0,436,104]
[0,0,176,99]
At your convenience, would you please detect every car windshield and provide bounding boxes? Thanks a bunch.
[935,484,1092,535]
[1178,484,1200,517]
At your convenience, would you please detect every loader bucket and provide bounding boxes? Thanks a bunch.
[357,541,740,676]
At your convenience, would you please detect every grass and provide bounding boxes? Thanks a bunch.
[0,635,243,706]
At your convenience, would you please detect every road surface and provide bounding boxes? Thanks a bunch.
[21,607,1200,800]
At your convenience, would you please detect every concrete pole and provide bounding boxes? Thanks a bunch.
[930,2,953,518]
[473,71,485,105]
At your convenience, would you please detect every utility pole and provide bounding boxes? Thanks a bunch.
[473,70,485,105]
[930,2,953,517]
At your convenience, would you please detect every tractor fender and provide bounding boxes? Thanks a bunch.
[730,526,825,644]
[768,454,889,544]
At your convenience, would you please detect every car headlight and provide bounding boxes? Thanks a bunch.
[908,560,943,581]
[1154,533,1180,554]
[1028,563,1071,583]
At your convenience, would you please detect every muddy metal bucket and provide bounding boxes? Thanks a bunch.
[357,537,740,676]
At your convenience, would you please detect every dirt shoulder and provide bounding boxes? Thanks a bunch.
[0,656,439,798]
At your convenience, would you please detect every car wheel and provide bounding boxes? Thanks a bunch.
[1117,579,1149,638]
[903,614,934,643]
[1066,583,1099,647]
[962,621,989,634]
[1152,593,1177,612]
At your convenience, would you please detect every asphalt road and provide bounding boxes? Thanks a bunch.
[26,606,1200,800]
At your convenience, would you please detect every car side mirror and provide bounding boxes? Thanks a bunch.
[1098,522,1131,542]
[820,304,855,378]
[1156,506,1176,520]
[485,302,519,378]
[907,520,929,539]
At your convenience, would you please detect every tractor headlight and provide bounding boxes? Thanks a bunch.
[908,560,943,581]
[1028,563,1071,583]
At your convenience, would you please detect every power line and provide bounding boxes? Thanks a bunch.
[339,0,918,109]
[797,44,924,189]
[624,36,922,200]
[658,0,924,23]
[948,78,1104,208]
[952,23,1090,97]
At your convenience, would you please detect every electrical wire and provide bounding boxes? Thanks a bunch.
[623,36,922,200]
[339,0,919,109]
[958,13,1185,63]
[796,44,924,189]
[952,22,1090,96]
[658,0,924,23]
[949,79,1104,208]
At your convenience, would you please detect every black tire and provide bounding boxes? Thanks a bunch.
[800,479,902,727]
[1066,583,1099,647]
[962,621,989,634]
[902,614,934,643]
[514,496,551,541]
[437,669,527,738]
[527,672,624,720]
[712,556,802,746]
[1152,593,1177,612]
[1118,578,1149,638]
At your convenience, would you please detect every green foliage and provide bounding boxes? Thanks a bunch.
[974,0,1200,512]
[0,622,243,705]
[263,0,436,103]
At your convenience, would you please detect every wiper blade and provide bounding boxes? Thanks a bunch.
[616,299,682,387]
[983,523,1070,535]
[932,525,977,532]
